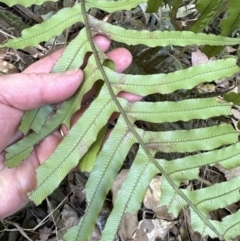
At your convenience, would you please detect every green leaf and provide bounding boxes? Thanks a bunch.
[5,144,34,168]
[0,9,28,30]
[20,105,53,134]
[142,124,238,153]
[79,125,107,172]
[0,0,57,7]
[219,0,240,36]
[0,4,83,49]
[203,0,240,56]
[85,0,148,12]
[87,14,240,47]
[146,0,163,13]
[169,0,182,30]
[64,117,136,241]
[123,98,232,123]
[224,92,240,104]
[5,29,92,168]
[28,91,116,205]
[190,0,228,33]
[107,58,240,95]
[101,147,158,240]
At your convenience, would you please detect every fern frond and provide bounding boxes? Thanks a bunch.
[107,58,240,94]
[87,15,240,47]
[5,29,93,167]
[190,0,228,33]
[19,105,53,134]
[146,0,164,13]
[64,116,136,240]
[3,0,240,240]
[169,0,182,30]
[100,147,159,241]
[28,90,115,205]
[85,0,148,12]
[0,0,57,7]
[203,0,240,56]
[27,11,240,239]
[0,4,83,49]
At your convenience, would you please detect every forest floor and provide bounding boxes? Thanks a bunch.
[0,1,240,241]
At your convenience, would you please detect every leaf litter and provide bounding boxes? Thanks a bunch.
[0,1,240,240]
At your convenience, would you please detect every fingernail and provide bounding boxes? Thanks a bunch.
[63,68,79,75]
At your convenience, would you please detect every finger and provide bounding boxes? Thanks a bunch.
[0,69,83,110]
[106,48,142,101]
[82,47,134,103]
[118,91,142,102]
[34,130,62,165]
[0,104,22,151]
[0,131,62,219]
[23,35,111,74]
[106,48,132,73]
[93,35,111,52]
[23,49,65,74]
[0,151,39,219]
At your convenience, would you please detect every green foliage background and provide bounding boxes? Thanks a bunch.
[1,0,240,240]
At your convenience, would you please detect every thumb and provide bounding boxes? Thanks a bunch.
[0,69,83,110]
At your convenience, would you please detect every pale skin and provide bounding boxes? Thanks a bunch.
[0,35,141,219]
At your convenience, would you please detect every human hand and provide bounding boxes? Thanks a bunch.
[0,35,134,219]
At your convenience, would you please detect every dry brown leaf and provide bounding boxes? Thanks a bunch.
[191,49,210,66]
[215,163,240,181]
[119,213,139,241]
[90,226,101,241]
[132,219,175,241]
[37,226,54,241]
[111,169,129,202]
[112,169,138,240]
[0,49,18,75]
[62,203,100,241]
[62,204,80,228]
[143,176,170,219]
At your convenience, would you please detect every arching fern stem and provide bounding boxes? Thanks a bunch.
[80,0,223,239]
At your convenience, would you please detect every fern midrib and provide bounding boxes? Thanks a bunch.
[110,63,239,87]
[76,127,134,239]
[224,219,240,238]
[21,108,39,133]
[195,185,239,209]
[147,132,238,144]
[87,14,240,46]
[81,0,223,239]
[127,103,232,114]
[5,98,77,164]
[104,149,153,238]
[28,97,113,199]
[6,14,79,47]
[54,37,89,73]
[166,143,240,177]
